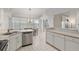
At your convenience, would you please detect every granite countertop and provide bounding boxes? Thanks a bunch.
[10,29,34,33]
[0,32,18,40]
[0,29,34,40]
[0,29,34,35]
[47,28,79,38]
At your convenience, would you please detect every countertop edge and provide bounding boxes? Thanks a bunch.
[47,29,79,39]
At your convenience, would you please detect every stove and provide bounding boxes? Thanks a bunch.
[0,40,8,51]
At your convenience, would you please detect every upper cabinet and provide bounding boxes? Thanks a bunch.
[54,15,62,29]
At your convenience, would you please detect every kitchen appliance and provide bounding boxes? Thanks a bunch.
[22,32,33,46]
[0,40,8,51]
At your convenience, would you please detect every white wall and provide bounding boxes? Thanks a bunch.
[54,10,77,30]
[11,17,33,30]
[0,9,11,33]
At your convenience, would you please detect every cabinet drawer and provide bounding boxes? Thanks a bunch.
[54,33,64,50]
[73,38,79,44]
[65,36,79,43]
[65,36,73,41]
[65,39,79,51]
[55,33,64,38]
[46,32,55,45]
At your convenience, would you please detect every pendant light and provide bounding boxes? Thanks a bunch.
[28,8,32,23]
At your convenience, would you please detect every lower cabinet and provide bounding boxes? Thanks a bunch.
[46,32,55,45]
[46,31,65,50]
[7,33,22,51]
[65,36,79,51]
[46,31,79,51]
[7,34,17,51]
[16,33,22,49]
[54,33,64,50]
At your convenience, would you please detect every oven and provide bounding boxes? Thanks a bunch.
[0,40,8,51]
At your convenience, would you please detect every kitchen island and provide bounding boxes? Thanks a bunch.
[13,29,34,46]
[0,29,34,51]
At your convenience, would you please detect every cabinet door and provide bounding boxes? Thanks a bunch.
[8,33,22,51]
[65,36,79,51]
[54,33,64,50]
[8,37,16,51]
[8,35,17,51]
[16,33,22,49]
[46,32,54,45]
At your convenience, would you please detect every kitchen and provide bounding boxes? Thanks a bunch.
[0,8,79,51]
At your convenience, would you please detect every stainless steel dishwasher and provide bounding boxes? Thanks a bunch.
[22,32,33,46]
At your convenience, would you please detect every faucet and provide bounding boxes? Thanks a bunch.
[7,29,13,32]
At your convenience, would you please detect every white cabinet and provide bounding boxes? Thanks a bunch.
[46,31,65,50]
[46,30,79,51]
[54,33,65,50]
[46,31,54,45]
[7,37,15,51]
[0,35,15,51]
[0,32,22,51]
[65,36,79,51]
[7,33,22,51]
[7,33,17,51]
[16,33,22,49]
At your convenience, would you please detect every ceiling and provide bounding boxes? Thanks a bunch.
[10,8,47,18]
[10,8,77,18]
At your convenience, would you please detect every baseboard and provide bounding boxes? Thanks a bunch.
[22,43,32,47]
[46,42,61,51]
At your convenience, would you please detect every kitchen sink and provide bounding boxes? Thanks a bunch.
[3,33,13,35]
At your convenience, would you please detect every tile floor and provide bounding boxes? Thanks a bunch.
[18,30,57,51]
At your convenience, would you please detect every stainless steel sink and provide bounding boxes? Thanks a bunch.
[3,33,13,35]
